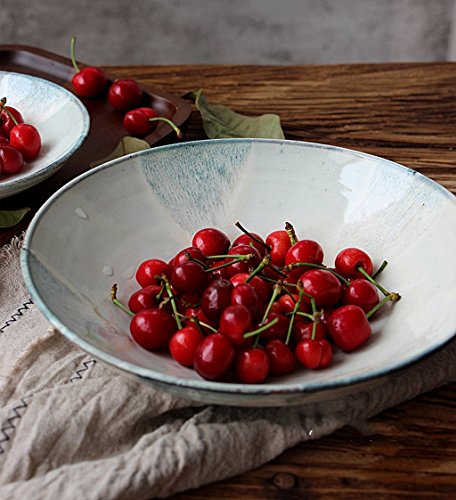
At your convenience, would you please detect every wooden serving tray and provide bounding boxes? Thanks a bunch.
[0,45,193,245]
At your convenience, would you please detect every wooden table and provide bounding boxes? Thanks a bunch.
[2,63,456,497]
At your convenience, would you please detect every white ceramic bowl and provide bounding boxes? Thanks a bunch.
[21,139,456,406]
[0,71,90,198]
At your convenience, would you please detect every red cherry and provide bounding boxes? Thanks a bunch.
[130,308,177,350]
[265,339,296,376]
[201,278,233,322]
[335,247,373,279]
[278,293,311,315]
[265,230,291,266]
[128,284,162,313]
[224,244,262,278]
[218,304,253,347]
[285,239,324,277]
[9,124,41,161]
[193,333,235,380]
[229,272,270,304]
[295,339,322,369]
[300,269,343,307]
[171,261,208,294]
[135,259,171,287]
[108,79,143,111]
[232,232,267,257]
[169,325,204,367]
[70,37,107,97]
[235,348,270,384]
[192,228,230,257]
[231,283,261,321]
[342,279,379,313]
[123,107,159,136]
[327,305,372,352]
[0,135,8,146]
[0,144,24,175]
[72,67,107,97]
[0,106,23,137]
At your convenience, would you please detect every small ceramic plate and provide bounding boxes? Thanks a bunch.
[21,139,456,406]
[0,71,90,198]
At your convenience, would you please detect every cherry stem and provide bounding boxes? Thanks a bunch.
[246,255,270,283]
[70,37,81,73]
[310,298,317,340]
[366,294,393,319]
[148,117,183,138]
[373,260,388,278]
[285,281,304,345]
[234,221,272,251]
[260,282,283,326]
[184,251,208,268]
[156,283,166,302]
[110,284,134,316]
[243,317,279,339]
[205,254,255,272]
[357,266,400,301]
[2,103,19,126]
[268,262,288,278]
[285,222,298,246]
[158,275,182,329]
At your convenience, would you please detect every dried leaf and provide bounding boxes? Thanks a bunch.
[184,89,285,139]
[0,207,30,228]
[90,137,150,168]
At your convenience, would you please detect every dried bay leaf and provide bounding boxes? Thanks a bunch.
[184,89,285,140]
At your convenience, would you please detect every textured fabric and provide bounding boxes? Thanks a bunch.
[0,234,455,499]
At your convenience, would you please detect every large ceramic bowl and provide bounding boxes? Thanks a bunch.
[0,71,90,198]
[21,139,456,406]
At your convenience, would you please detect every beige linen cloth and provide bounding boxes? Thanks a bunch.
[1,234,455,499]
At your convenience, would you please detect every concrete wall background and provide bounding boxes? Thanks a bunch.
[2,0,456,66]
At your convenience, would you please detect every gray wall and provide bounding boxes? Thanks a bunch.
[2,0,456,65]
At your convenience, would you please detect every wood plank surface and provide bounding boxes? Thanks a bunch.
[2,62,456,497]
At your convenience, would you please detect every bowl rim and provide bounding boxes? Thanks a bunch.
[20,138,456,397]
[0,70,90,196]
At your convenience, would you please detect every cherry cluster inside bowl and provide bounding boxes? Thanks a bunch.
[70,38,182,139]
[0,97,42,176]
[111,222,401,384]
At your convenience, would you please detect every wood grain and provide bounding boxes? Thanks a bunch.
[1,61,455,497]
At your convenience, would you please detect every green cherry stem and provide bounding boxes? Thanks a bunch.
[286,262,350,286]
[310,298,317,340]
[357,266,400,301]
[158,274,182,329]
[285,221,298,246]
[245,255,270,283]
[70,37,81,73]
[243,317,279,339]
[365,294,393,319]
[285,281,304,345]
[235,221,272,251]
[373,260,388,278]
[110,284,134,316]
[260,282,283,326]
[205,254,255,272]
[148,117,183,138]
[156,282,166,302]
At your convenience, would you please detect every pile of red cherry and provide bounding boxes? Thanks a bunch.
[0,97,42,176]
[111,222,400,384]
[70,38,181,139]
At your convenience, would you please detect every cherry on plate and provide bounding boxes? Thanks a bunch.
[265,230,291,266]
[169,325,204,367]
[335,247,373,279]
[9,123,41,161]
[135,259,171,287]
[235,348,270,384]
[299,269,343,307]
[128,284,162,313]
[108,79,143,111]
[342,278,379,313]
[0,144,24,175]
[192,227,230,257]
[265,339,296,376]
[171,261,208,294]
[201,278,233,322]
[327,304,372,352]
[130,308,177,351]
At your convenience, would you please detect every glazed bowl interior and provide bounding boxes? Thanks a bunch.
[21,139,456,406]
[0,71,89,198]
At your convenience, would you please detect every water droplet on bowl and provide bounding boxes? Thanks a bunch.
[75,207,88,220]
[102,265,114,276]
[121,266,135,280]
